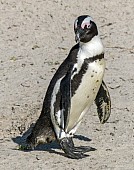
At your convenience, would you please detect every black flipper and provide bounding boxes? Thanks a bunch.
[60,66,96,159]
[60,64,74,130]
[95,81,111,124]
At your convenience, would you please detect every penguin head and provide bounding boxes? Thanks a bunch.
[74,15,98,43]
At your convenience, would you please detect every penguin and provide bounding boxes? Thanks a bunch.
[26,15,111,159]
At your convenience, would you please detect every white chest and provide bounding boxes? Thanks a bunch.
[65,36,105,132]
[72,58,105,106]
[75,59,104,103]
[66,59,105,133]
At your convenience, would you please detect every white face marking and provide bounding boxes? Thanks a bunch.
[74,16,94,30]
[74,19,78,29]
[81,16,94,29]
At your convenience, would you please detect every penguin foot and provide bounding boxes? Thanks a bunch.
[59,137,92,159]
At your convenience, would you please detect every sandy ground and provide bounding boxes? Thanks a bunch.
[0,0,134,169]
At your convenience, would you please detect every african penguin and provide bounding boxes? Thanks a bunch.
[27,15,111,159]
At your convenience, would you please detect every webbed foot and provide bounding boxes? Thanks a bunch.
[59,137,96,159]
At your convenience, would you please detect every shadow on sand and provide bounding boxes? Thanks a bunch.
[12,125,92,158]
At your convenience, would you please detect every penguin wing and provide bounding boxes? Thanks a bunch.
[95,81,111,124]
[60,64,74,130]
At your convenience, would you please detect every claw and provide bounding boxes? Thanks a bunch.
[74,146,96,153]
[59,137,91,159]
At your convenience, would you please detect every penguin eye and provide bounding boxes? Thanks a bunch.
[85,23,91,29]
[81,23,91,29]
[87,24,90,28]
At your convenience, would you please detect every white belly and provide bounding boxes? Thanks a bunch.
[66,59,105,132]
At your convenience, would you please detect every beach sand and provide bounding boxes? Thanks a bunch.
[0,0,134,169]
